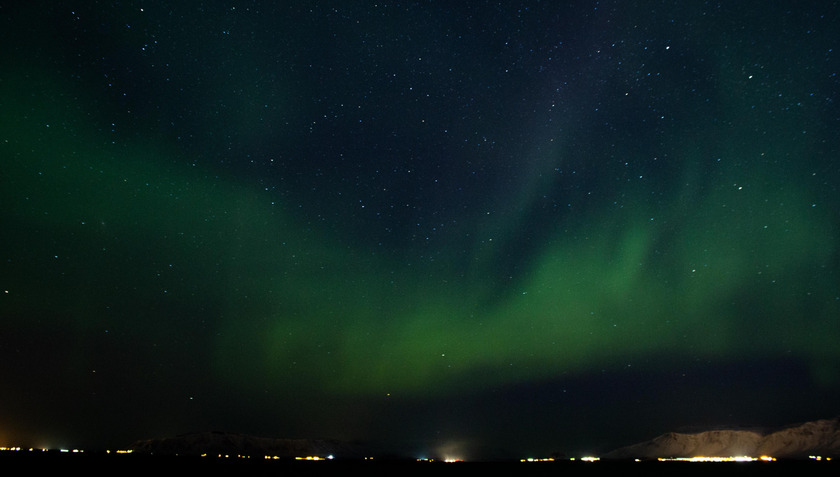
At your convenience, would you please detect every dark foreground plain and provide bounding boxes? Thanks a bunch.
[2,452,838,477]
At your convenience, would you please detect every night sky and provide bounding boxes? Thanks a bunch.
[2,1,839,460]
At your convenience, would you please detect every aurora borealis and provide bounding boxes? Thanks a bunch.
[1,1,839,458]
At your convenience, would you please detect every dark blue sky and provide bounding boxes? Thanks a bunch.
[1,1,838,459]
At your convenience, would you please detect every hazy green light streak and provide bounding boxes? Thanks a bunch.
[3,67,837,406]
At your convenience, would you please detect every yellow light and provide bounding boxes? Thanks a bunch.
[657,456,769,462]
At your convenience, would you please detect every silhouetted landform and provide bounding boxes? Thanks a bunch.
[127,418,840,462]
[129,430,361,458]
[605,417,840,460]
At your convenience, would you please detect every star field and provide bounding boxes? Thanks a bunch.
[1,1,839,458]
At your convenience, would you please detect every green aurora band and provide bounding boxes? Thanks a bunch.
[3,67,837,408]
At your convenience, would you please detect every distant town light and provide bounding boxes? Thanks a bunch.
[657,455,776,462]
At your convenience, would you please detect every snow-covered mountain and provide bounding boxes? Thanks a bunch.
[605,417,840,460]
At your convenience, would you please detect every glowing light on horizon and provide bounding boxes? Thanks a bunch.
[657,455,777,462]
[295,455,333,461]
[416,457,463,463]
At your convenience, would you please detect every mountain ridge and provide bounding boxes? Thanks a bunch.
[128,430,363,458]
[605,417,840,460]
